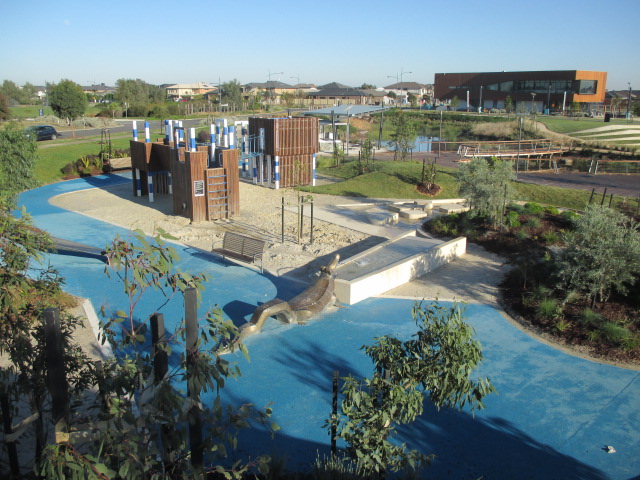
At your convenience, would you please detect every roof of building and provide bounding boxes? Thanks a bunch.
[245,81,294,89]
[384,81,427,90]
[318,82,352,89]
[308,86,368,97]
[303,105,389,117]
[166,82,216,90]
[362,89,388,97]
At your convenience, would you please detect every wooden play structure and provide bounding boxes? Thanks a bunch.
[130,138,239,223]
[128,116,320,223]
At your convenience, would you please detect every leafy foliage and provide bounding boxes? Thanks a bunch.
[0,92,10,120]
[37,229,276,478]
[0,123,40,202]
[557,204,640,306]
[388,110,416,161]
[48,80,88,123]
[0,208,94,466]
[457,157,515,227]
[329,301,495,477]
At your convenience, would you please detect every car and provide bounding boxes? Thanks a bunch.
[25,125,61,141]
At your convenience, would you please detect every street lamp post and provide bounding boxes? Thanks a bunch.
[531,92,537,114]
[547,83,551,114]
[478,86,483,113]
[266,70,284,106]
[400,68,412,105]
[387,74,399,105]
[627,82,632,119]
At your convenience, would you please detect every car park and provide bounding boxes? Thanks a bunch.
[25,125,61,141]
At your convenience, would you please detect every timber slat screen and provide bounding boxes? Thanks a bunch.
[248,116,319,187]
[279,154,314,188]
[249,117,319,156]
[206,168,227,220]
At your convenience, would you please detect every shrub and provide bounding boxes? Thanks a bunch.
[537,297,560,319]
[544,206,560,215]
[127,104,148,117]
[579,308,604,327]
[600,322,630,346]
[561,210,579,222]
[506,211,521,228]
[150,104,169,118]
[541,230,560,244]
[515,229,530,240]
[555,319,570,332]
[508,202,526,214]
[197,129,210,143]
[524,202,545,216]
[526,217,542,229]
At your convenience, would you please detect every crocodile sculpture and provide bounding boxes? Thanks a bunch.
[237,253,340,342]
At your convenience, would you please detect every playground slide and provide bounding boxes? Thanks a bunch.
[50,237,108,263]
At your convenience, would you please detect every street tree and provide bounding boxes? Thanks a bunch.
[329,301,495,477]
[0,92,10,120]
[407,92,418,108]
[360,83,376,89]
[115,78,151,117]
[504,96,514,115]
[388,110,416,161]
[557,204,640,307]
[450,95,460,111]
[48,79,87,136]
[221,79,243,110]
[457,157,515,228]
[0,123,39,202]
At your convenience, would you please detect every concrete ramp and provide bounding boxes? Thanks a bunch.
[334,231,466,305]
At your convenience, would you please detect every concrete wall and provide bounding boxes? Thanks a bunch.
[334,236,467,305]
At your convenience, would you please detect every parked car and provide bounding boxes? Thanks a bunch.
[25,125,61,141]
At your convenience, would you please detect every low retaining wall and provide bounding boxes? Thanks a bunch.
[334,235,467,305]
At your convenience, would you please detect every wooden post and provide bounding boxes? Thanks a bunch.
[0,391,20,476]
[331,370,339,457]
[150,313,174,468]
[184,288,203,476]
[608,193,614,208]
[281,197,285,244]
[43,308,70,437]
[150,313,168,383]
[310,198,314,245]
[600,187,608,206]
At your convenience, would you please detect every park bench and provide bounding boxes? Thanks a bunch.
[212,231,265,273]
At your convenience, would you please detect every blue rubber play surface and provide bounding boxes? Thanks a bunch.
[17,175,640,479]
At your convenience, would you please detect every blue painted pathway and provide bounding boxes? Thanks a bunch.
[17,175,640,479]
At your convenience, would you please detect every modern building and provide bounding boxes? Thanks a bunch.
[434,70,607,113]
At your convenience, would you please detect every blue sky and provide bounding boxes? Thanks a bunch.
[1,0,638,91]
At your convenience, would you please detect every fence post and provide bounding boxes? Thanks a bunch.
[185,289,203,477]
[43,308,70,442]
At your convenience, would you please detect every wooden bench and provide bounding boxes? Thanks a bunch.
[212,232,265,273]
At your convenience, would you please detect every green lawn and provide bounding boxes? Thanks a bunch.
[537,116,636,134]
[10,104,104,119]
[306,158,629,211]
[35,137,131,184]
